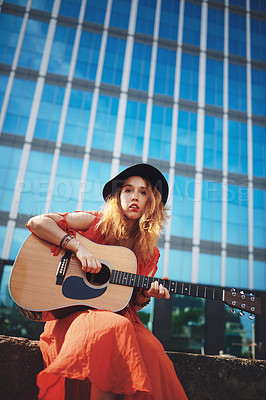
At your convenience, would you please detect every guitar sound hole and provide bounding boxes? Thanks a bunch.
[86,264,110,286]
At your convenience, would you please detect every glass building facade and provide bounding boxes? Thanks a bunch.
[0,0,265,357]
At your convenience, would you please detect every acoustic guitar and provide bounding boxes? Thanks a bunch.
[9,233,261,321]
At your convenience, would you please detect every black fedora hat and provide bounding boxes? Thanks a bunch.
[102,163,169,205]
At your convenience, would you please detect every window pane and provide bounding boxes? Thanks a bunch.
[251,18,266,62]
[253,189,266,249]
[207,8,224,52]
[154,47,175,96]
[18,19,49,70]
[47,25,76,76]
[252,68,266,117]
[228,63,247,112]
[18,151,53,216]
[228,120,247,174]
[129,42,152,92]
[109,0,131,30]
[32,0,54,12]
[253,125,266,178]
[205,58,223,107]
[171,175,194,238]
[74,31,101,81]
[176,110,197,165]
[0,147,22,212]
[122,100,146,156]
[63,89,93,146]
[149,105,172,161]
[91,95,119,151]
[159,0,179,40]
[102,36,126,86]
[84,0,107,24]
[253,260,266,291]
[168,249,192,282]
[180,53,199,102]
[0,13,23,64]
[200,180,222,243]
[229,13,246,57]
[183,2,201,46]
[9,228,29,260]
[34,84,65,141]
[83,160,111,211]
[226,257,249,289]
[227,185,249,246]
[135,0,156,35]
[198,253,221,286]
[59,0,82,18]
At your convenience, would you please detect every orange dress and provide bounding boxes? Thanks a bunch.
[36,212,187,400]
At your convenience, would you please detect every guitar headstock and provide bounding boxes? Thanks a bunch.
[224,288,261,318]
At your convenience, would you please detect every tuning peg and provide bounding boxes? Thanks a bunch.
[240,291,244,295]
[239,311,245,317]
[248,314,255,320]
[230,308,235,314]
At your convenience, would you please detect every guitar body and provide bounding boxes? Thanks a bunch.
[9,233,137,321]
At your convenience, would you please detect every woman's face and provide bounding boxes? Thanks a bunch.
[120,176,150,221]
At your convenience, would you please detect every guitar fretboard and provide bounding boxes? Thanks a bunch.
[110,270,223,301]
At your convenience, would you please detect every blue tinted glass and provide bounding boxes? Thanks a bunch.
[253,189,266,249]
[252,68,266,117]
[7,0,27,5]
[122,100,146,156]
[229,13,246,57]
[200,180,222,243]
[226,257,249,289]
[34,84,65,141]
[3,79,36,136]
[59,0,82,18]
[168,249,192,282]
[154,47,175,96]
[84,0,107,24]
[91,95,119,151]
[110,0,131,30]
[32,0,54,12]
[227,184,249,246]
[83,160,111,210]
[18,19,49,70]
[18,151,53,215]
[0,76,8,109]
[183,2,201,46]
[0,14,23,64]
[207,8,224,52]
[198,254,221,286]
[253,125,266,178]
[102,36,126,86]
[63,89,93,146]
[50,155,83,212]
[171,175,194,238]
[0,146,22,212]
[205,58,223,107]
[10,228,29,260]
[176,110,197,165]
[129,42,152,91]
[229,0,246,7]
[250,0,266,12]
[203,115,223,170]
[135,0,156,35]
[228,120,247,174]
[48,25,76,76]
[0,226,7,257]
[228,63,247,112]
[253,260,266,291]
[159,0,179,40]
[74,31,101,80]
[251,18,266,62]
[149,105,172,160]
[179,53,199,102]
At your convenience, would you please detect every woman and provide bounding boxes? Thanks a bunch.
[27,163,187,400]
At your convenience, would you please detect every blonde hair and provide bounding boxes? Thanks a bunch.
[97,180,168,261]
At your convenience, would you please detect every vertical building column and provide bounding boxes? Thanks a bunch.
[142,0,161,163]
[110,0,139,177]
[221,0,229,287]
[191,0,208,283]
[77,0,113,209]
[1,0,61,259]
[246,0,254,290]
[163,0,185,277]
[45,0,87,212]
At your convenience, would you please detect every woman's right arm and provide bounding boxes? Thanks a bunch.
[27,212,102,273]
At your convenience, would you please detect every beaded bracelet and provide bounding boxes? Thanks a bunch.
[132,289,151,308]
[60,234,75,248]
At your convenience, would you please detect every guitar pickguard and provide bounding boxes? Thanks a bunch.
[62,276,107,300]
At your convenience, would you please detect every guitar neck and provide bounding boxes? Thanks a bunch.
[110,270,223,302]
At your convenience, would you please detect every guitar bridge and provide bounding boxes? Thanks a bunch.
[56,251,72,285]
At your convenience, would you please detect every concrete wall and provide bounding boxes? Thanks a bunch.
[0,334,266,400]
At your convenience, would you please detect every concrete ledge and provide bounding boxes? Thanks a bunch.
[0,334,266,400]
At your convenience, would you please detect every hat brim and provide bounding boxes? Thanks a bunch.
[102,163,168,205]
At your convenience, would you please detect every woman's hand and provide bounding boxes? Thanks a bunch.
[75,244,102,274]
[143,277,170,300]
